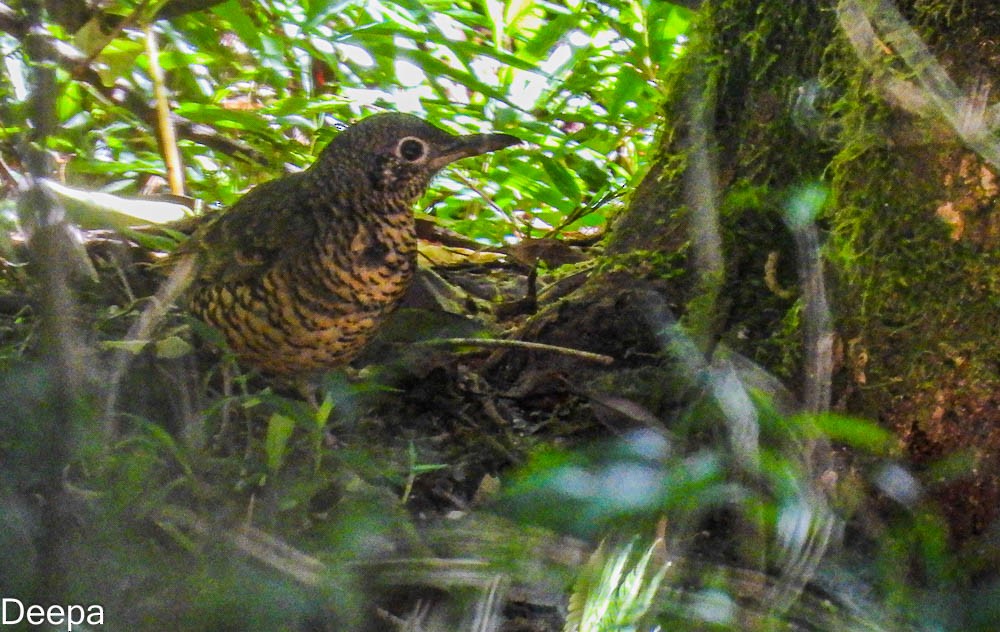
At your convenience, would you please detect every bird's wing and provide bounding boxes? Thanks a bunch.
[181,172,318,285]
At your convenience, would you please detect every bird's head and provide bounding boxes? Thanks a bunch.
[312,112,521,209]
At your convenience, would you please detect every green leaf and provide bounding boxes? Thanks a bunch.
[649,3,693,52]
[539,155,583,204]
[805,413,896,454]
[607,63,646,117]
[304,0,357,30]
[154,336,193,359]
[156,50,215,71]
[314,393,335,432]
[265,413,297,474]
[174,103,273,133]
[100,339,150,354]
[56,82,85,123]
[524,13,578,60]
[95,37,146,87]
[212,0,262,52]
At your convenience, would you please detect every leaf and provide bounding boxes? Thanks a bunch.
[174,103,273,134]
[156,50,215,71]
[403,51,518,108]
[100,339,150,354]
[565,537,669,632]
[314,393,335,432]
[523,12,578,60]
[118,226,187,253]
[607,64,646,118]
[212,0,262,52]
[40,179,191,229]
[447,40,541,73]
[304,0,357,30]
[805,413,896,454]
[539,155,583,204]
[417,242,504,266]
[648,3,694,63]
[95,37,146,87]
[265,413,296,475]
[154,336,193,359]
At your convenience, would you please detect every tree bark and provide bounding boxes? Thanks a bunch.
[507,0,1000,539]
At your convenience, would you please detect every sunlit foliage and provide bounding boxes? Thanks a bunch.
[1,0,691,243]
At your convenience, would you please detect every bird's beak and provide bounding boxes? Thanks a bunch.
[430,133,521,170]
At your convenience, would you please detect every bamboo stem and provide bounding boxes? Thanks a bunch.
[146,25,185,195]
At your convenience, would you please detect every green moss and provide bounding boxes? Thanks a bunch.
[604,0,840,377]
[824,14,1000,412]
[596,247,689,281]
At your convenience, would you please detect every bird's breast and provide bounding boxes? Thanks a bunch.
[326,213,417,305]
[190,211,418,374]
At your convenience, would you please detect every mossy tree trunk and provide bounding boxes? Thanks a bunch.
[514,0,1000,539]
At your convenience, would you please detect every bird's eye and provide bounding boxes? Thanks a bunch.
[397,137,427,162]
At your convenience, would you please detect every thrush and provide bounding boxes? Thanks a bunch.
[176,113,520,375]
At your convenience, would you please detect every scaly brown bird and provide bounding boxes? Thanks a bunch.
[176,113,520,375]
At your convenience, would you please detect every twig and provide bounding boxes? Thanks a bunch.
[104,253,198,434]
[543,185,621,239]
[413,337,614,365]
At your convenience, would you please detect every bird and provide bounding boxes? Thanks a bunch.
[174,112,520,375]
